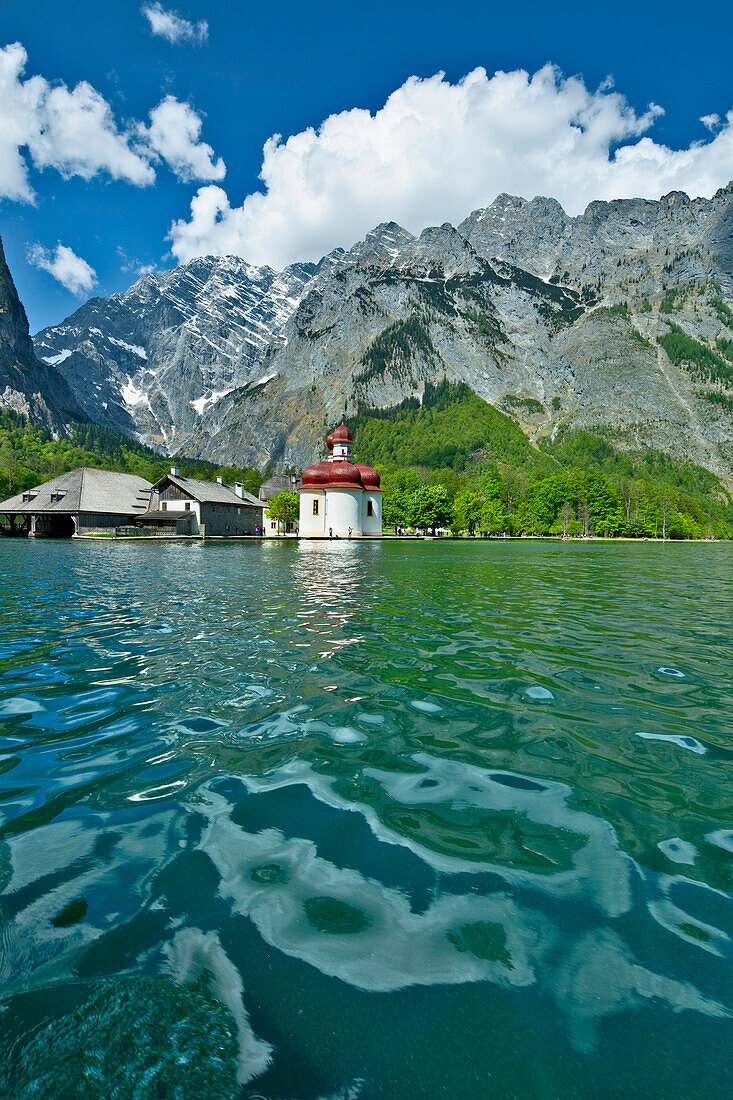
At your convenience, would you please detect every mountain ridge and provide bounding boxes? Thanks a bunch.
[29,185,733,478]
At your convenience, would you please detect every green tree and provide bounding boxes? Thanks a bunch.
[407,484,453,534]
[453,489,483,534]
[266,490,299,532]
[481,497,508,535]
[381,467,421,530]
[0,441,19,494]
[551,501,574,537]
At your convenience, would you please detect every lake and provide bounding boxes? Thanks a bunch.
[0,538,731,1098]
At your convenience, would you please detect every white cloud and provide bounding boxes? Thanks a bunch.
[140,96,225,182]
[141,3,208,46]
[0,43,224,201]
[116,246,158,276]
[0,42,154,202]
[168,64,733,269]
[28,243,97,296]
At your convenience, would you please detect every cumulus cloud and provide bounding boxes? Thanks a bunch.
[0,42,224,202]
[0,42,153,202]
[168,64,733,269]
[28,243,97,295]
[141,3,208,46]
[140,95,225,182]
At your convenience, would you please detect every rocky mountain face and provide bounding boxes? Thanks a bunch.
[33,187,733,477]
[459,187,733,295]
[0,236,82,432]
[33,255,318,453]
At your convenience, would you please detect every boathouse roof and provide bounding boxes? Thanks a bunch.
[0,468,152,515]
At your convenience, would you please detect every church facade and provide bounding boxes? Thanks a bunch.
[298,424,382,537]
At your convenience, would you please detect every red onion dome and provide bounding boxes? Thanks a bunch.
[326,432,334,452]
[331,423,353,444]
[301,460,331,488]
[327,460,364,489]
[355,463,381,489]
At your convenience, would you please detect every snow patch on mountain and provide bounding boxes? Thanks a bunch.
[191,388,235,415]
[42,349,72,365]
[108,336,147,359]
[120,379,151,408]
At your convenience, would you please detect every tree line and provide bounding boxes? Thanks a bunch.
[348,382,732,539]
[377,464,728,538]
[0,413,263,500]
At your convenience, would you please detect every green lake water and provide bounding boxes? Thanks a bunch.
[0,538,731,1098]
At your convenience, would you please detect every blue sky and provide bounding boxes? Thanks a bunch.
[2,0,732,331]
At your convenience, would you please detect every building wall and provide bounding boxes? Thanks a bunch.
[29,512,142,536]
[361,492,383,536]
[328,488,362,535]
[298,490,325,536]
[300,488,367,536]
[199,502,263,536]
[264,518,297,536]
[77,512,145,534]
[159,498,197,511]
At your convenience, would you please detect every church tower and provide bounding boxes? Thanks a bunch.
[298,424,382,537]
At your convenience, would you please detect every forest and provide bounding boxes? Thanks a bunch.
[348,381,733,538]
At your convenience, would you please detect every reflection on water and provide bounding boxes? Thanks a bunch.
[0,539,732,1098]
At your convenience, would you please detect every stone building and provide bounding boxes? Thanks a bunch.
[143,468,265,536]
[0,467,151,537]
[298,424,382,538]
[258,473,301,502]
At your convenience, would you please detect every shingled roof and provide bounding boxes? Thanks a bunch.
[154,473,263,508]
[0,468,152,514]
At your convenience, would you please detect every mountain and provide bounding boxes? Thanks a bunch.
[33,190,733,477]
[0,236,82,432]
[33,255,318,453]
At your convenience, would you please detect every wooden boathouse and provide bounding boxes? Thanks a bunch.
[0,468,152,537]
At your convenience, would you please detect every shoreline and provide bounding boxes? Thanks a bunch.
[16,532,730,544]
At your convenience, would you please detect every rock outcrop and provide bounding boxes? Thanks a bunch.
[33,188,733,475]
[0,237,82,432]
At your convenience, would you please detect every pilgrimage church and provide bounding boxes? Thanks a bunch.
[299,424,382,537]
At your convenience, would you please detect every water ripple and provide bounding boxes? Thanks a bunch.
[0,539,732,1098]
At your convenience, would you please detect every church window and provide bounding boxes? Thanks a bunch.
[366,500,374,517]
[313,499,319,515]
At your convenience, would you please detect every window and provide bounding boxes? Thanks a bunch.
[22,492,37,502]
[161,502,167,511]
[184,502,190,511]
[49,491,66,503]
[366,500,374,517]
[312,499,319,515]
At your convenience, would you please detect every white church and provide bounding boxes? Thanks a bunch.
[298,424,382,537]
